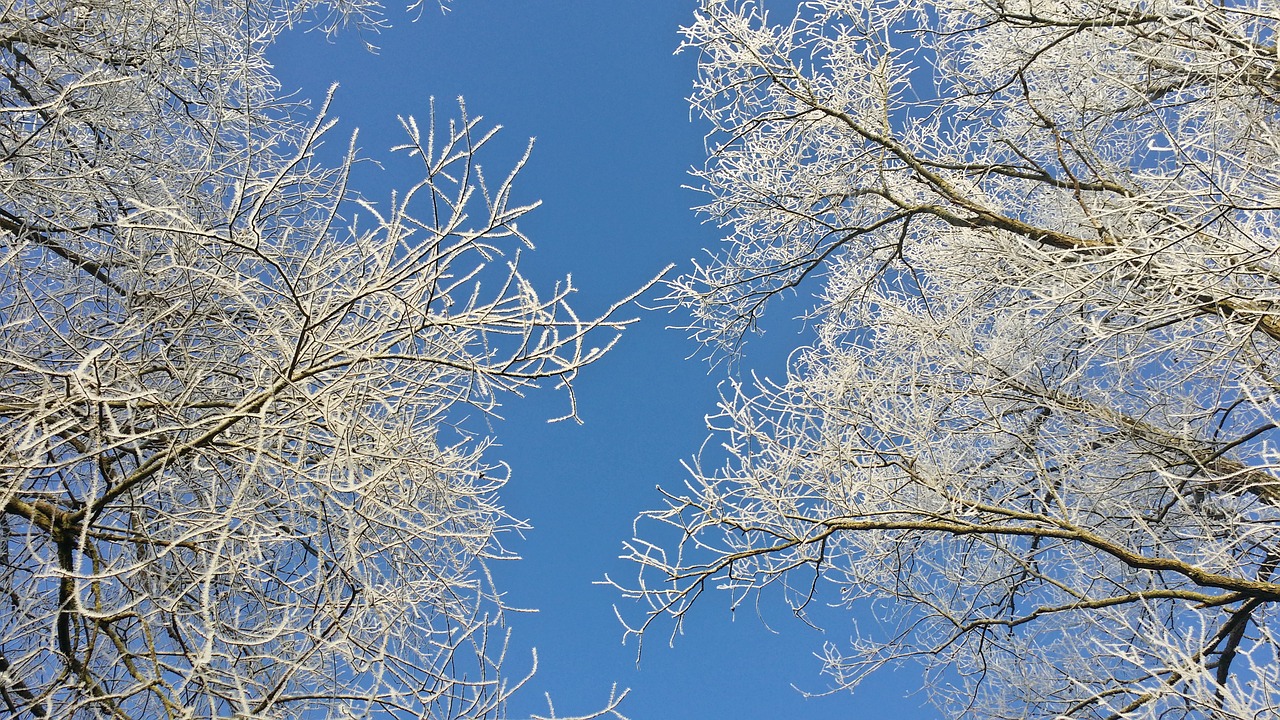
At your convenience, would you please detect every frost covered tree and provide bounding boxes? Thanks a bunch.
[618,1,1280,718]
[0,1,637,718]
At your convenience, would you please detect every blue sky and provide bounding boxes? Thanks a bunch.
[270,3,933,718]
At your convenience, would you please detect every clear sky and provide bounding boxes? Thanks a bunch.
[269,3,934,718]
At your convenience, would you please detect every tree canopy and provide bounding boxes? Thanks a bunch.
[8,0,1280,717]
[619,1,1280,718]
[0,1,637,717]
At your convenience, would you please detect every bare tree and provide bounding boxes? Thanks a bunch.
[616,1,1280,718]
[0,0,638,717]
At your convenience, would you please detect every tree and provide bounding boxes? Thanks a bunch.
[617,1,1280,718]
[0,0,637,717]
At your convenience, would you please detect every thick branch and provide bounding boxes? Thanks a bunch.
[0,208,127,297]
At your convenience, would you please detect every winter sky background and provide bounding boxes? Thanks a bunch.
[270,2,932,717]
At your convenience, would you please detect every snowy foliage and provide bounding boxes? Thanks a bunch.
[619,1,1280,718]
[0,1,637,717]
